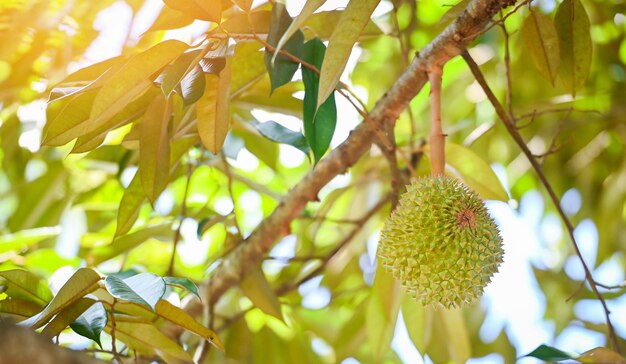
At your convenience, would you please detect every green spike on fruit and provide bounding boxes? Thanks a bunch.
[378,176,504,308]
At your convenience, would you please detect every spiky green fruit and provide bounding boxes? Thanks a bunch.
[378,176,503,308]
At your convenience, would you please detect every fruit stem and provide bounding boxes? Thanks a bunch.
[428,67,445,177]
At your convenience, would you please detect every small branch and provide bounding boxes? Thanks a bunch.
[462,50,621,354]
[428,68,445,177]
[167,162,193,276]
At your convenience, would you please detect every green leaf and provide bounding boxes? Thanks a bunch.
[163,277,200,299]
[521,10,560,85]
[114,172,145,237]
[70,301,107,348]
[230,42,266,95]
[317,0,380,109]
[19,268,102,329]
[197,63,231,154]
[104,273,166,311]
[240,267,284,322]
[265,3,304,93]
[273,0,327,60]
[163,0,221,23]
[0,227,60,254]
[0,269,52,307]
[155,300,224,351]
[425,142,509,201]
[161,50,203,97]
[90,40,188,126]
[41,297,95,339]
[54,56,126,87]
[106,318,194,364]
[71,87,159,153]
[140,94,171,203]
[43,88,99,146]
[89,223,174,265]
[302,38,337,162]
[523,344,577,361]
[251,120,310,155]
[366,267,402,361]
[555,0,592,96]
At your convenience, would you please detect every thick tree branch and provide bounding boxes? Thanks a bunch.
[197,0,517,310]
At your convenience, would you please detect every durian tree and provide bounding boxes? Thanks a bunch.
[0,0,625,363]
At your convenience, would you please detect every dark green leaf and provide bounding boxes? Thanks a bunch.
[264,3,304,93]
[104,273,166,311]
[302,38,337,163]
[251,120,310,155]
[161,50,202,96]
[180,64,206,105]
[70,301,107,348]
[523,344,577,361]
[555,0,592,96]
[163,277,200,299]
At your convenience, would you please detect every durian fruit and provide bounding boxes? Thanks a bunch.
[378,175,503,308]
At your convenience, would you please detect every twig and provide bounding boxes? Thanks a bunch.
[498,16,515,120]
[167,162,193,276]
[220,153,242,235]
[461,50,621,354]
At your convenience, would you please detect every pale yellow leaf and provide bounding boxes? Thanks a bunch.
[366,266,402,361]
[317,0,380,109]
[441,307,471,363]
[578,347,626,363]
[240,267,284,322]
[197,61,231,154]
[90,40,188,124]
[18,268,101,330]
[521,10,560,85]
[273,0,327,63]
[155,300,224,351]
[140,94,172,203]
[107,318,194,364]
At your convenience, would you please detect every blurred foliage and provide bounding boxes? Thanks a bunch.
[0,0,625,363]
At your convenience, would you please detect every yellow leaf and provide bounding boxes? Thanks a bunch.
[578,347,626,363]
[197,61,231,154]
[240,267,284,322]
[424,142,509,201]
[317,0,380,109]
[41,298,95,338]
[18,268,101,330]
[155,300,224,351]
[521,10,560,85]
[441,308,471,363]
[107,318,194,364]
[366,266,402,361]
[140,94,172,203]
